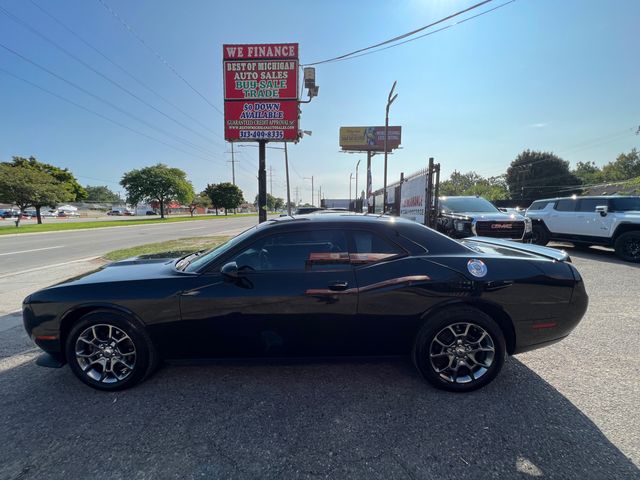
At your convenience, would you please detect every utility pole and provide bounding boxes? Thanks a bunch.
[355,158,361,212]
[258,140,267,223]
[304,176,314,205]
[228,142,236,186]
[268,165,274,196]
[383,81,398,214]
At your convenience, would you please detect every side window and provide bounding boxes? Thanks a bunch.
[229,230,349,272]
[554,199,577,212]
[350,230,405,264]
[577,198,605,212]
[528,201,548,211]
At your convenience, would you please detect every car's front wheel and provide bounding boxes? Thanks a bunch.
[531,224,550,246]
[614,232,640,263]
[413,307,506,392]
[65,311,158,391]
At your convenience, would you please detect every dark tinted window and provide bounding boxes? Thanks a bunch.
[440,197,499,213]
[578,198,606,212]
[230,229,348,271]
[352,231,404,255]
[528,201,550,211]
[555,199,577,211]
[610,197,640,212]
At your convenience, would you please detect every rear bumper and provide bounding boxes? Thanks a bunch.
[512,272,588,354]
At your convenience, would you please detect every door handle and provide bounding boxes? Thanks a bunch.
[328,281,349,291]
[181,290,201,296]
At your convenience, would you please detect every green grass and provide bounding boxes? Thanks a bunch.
[0,213,256,236]
[102,236,231,262]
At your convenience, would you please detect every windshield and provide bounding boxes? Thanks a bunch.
[610,197,640,212]
[181,226,258,272]
[440,197,499,213]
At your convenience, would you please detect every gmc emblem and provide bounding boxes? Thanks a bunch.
[491,223,512,229]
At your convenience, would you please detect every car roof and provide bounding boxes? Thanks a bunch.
[266,212,417,227]
[532,195,639,202]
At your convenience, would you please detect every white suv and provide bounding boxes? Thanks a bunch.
[526,196,640,262]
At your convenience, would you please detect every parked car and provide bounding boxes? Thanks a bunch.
[57,211,80,218]
[107,209,123,216]
[24,215,587,392]
[145,210,157,215]
[1,209,18,218]
[527,195,640,262]
[436,196,532,242]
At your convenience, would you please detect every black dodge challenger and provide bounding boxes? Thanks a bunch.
[23,214,588,392]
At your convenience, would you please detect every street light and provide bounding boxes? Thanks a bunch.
[383,81,398,214]
[349,172,354,210]
[354,158,362,212]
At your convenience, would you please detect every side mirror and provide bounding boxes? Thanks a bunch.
[220,261,239,278]
[595,205,608,217]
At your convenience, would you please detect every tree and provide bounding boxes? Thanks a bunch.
[120,163,194,219]
[205,183,243,215]
[438,171,508,201]
[85,185,122,203]
[253,193,284,212]
[0,164,70,227]
[7,156,86,223]
[601,148,640,181]
[188,192,211,217]
[573,161,603,185]
[506,150,581,199]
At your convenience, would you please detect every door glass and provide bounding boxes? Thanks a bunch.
[578,198,604,212]
[229,229,349,271]
[555,199,577,211]
[350,230,404,264]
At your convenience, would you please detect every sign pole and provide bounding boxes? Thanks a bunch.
[366,151,372,213]
[424,157,434,227]
[258,140,267,223]
[383,81,398,214]
[284,142,292,216]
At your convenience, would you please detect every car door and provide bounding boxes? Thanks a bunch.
[544,198,580,235]
[177,227,358,358]
[350,228,470,355]
[574,198,614,237]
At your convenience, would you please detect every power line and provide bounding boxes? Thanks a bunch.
[303,0,496,66]
[0,67,223,165]
[0,4,223,152]
[95,0,223,115]
[320,0,516,65]
[28,0,223,143]
[0,42,223,161]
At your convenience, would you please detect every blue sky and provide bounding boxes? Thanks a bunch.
[1,0,638,203]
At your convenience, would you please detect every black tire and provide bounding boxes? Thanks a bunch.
[65,310,159,391]
[413,307,506,393]
[532,224,550,246]
[614,231,640,263]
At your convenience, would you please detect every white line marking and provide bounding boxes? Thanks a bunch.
[0,245,65,256]
[182,227,208,232]
[0,256,101,279]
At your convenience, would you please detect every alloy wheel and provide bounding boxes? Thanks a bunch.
[74,324,137,384]
[429,322,495,384]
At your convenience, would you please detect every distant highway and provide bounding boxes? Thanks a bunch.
[0,216,258,277]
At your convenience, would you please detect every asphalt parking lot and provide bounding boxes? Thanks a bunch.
[0,244,638,480]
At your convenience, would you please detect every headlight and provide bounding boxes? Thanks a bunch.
[454,220,468,232]
[524,218,532,233]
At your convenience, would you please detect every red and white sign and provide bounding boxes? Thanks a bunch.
[224,100,299,141]
[223,43,299,142]
[224,60,298,100]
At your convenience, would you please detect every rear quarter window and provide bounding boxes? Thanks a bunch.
[554,199,578,212]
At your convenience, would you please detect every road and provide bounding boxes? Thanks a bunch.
[0,243,638,479]
[0,215,259,276]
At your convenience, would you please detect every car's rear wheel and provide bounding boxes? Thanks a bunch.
[531,224,550,246]
[614,232,640,263]
[413,307,506,392]
[65,311,158,391]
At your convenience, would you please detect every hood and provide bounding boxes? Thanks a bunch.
[463,237,569,262]
[444,211,526,221]
[48,258,181,288]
